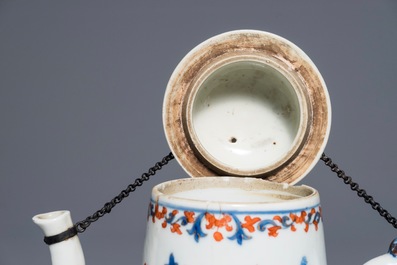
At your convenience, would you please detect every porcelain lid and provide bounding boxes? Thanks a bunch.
[163,30,331,184]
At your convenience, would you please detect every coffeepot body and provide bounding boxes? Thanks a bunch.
[143,177,326,265]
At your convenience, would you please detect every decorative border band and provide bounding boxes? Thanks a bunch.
[147,201,322,245]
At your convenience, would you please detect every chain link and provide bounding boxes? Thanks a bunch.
[321,153,397,229]
[72,151,397,233]
[74,152,174,233]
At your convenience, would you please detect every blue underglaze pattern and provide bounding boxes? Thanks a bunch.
[163,253,308,265]
[388,238,397,258]
[165,253,178,265]
[148,201,322,246]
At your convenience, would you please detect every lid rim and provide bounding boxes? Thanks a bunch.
[163,29,331,184]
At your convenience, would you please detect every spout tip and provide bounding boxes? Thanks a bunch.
[32,210,75,237]
[33,210,70,224]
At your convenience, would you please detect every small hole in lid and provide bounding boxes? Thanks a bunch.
[230,137,237,143]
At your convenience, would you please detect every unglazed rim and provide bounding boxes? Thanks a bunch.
[163,30,331,184]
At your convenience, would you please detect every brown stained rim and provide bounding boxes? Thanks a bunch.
[163,30,331,184]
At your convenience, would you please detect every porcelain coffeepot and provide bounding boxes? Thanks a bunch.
[33,30,397,265]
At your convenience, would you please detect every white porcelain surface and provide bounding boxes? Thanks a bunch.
[364,254,397,265]
[364,238,397,265]
[190,60,304,173]
[143,177,327,265]
[33,210,85,265]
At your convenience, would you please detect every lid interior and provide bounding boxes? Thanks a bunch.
[187,60,305,175]
[163,30,331,184]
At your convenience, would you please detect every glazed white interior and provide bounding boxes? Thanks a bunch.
[156,177,315,205]
[190,60,302,174]
[35,211,65,220]
[172,188,300,203]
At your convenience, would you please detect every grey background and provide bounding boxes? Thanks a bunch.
[1,1,396,264]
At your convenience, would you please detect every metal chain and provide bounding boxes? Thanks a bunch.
[74,152,174,233]
[72,151,397,233]
[321,153,397,229]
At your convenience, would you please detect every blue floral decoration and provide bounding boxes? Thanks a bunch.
[165,253,178,265]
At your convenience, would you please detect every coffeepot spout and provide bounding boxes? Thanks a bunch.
[33,210,85,265]
[364,238,397,265]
